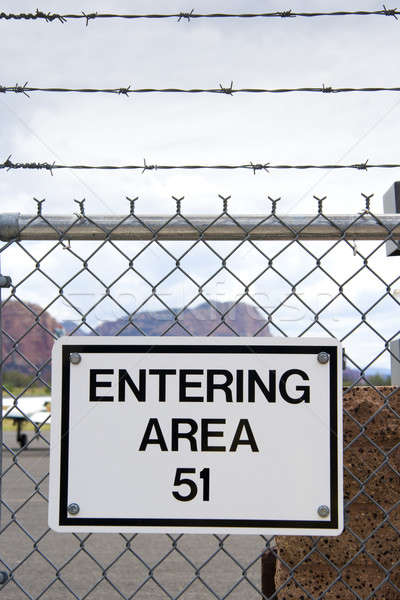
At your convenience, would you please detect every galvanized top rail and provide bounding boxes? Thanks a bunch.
[1,213,400,241]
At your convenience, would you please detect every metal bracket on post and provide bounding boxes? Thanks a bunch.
[390,340,400,386]
[383,181,400,256]
[0,214,19,243]
[383,183,400,385]
[0,276,11,288]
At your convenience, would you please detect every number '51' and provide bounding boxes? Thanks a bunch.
[172,468,210,502]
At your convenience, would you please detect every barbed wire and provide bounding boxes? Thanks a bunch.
[4,82,400,97]
[1,156,399,174]
[0,7,399,24]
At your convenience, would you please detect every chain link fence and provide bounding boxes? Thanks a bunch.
[0,199,399,599]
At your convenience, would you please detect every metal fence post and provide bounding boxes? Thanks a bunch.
[0,258,11,585]
[383,181,400,256]
[390,339,400,385]
[0,262,11,516]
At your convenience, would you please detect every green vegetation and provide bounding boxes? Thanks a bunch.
[2,370,50,397]
[364,373,391,386]
[343,373,391,387]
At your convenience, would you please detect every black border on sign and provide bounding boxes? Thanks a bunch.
[59,344,339,529]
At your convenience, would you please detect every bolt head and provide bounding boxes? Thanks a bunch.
[0,572,8,585]
[67,503,80,515]
[317,351,330,364]
[318,505,330,518]
[70,353,81,365]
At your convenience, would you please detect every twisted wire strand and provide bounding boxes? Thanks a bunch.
[0,157,396,174]
[3,83,400,97]
[0,8,399,23]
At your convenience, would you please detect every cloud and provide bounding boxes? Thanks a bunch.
[1,0,399,372]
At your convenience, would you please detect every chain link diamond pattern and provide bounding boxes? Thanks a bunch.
[1,200,399,599]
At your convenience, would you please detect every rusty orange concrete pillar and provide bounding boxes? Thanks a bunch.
[273,387,400,599]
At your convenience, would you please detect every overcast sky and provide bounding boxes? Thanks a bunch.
[1,0,400,371]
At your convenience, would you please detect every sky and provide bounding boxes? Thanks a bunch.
[1,0,400,372]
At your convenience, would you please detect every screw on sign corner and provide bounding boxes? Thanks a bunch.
[67,503,80,515]
[318,505,330,518]
[69,353,81,365]
[317,351,330,364]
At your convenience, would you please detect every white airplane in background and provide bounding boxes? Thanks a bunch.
[2,396,51,447]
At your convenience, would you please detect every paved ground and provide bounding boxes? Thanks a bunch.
[1,431,269,600]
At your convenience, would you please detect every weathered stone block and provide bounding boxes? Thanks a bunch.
[274,387,400,600]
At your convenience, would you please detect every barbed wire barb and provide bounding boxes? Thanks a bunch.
[37,9,66,23]
[382,4,399,19]
[118,85,132,96]
[1,158,56,174]
[354,159,370,171]
[178,9,194,22]
[278,10,294,18]
[250,162,270,174]
[142,158,157,174]
[82,11,98,26]
[3,155,13,171]
[11,82,30,97]
[219,81,234,95]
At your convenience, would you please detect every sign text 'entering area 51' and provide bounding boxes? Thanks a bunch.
[49,337,343,535]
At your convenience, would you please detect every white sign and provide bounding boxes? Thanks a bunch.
[49,337,343,535]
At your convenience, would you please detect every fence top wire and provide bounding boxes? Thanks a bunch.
[0,157,397,174]
[2,212,400,242]
[0,7,399,24]
[4,83,400,97]
[1,192,399,242]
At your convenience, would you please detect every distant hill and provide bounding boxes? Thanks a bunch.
[3,299,390,385]
[89,301,272,337]
[2,300,62,381]
[344,366,390,386]
[2,299,271,384]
